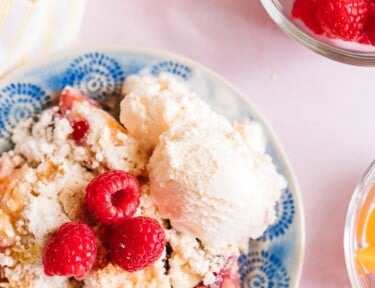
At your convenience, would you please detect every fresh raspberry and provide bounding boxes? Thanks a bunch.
[316,0,369,41]
[72,120,90,145]
[108,216,165,272]
[85,170,141,225]
[42,222,97,279]
[292,0,324,34]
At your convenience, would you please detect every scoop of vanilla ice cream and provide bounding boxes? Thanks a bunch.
[148,120,287,249]
[233,121,267,154]
[120,74,220,149]
[120,73,286,249]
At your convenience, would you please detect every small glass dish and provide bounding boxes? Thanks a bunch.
[260,0,375,66]
[345,161,375,287]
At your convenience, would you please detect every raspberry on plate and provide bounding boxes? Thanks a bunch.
[108,216,165,272]
[42,222,97,280]
[85,170,141,225]
[72,119,90,145]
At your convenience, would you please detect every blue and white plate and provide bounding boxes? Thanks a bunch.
[0,47,305,288]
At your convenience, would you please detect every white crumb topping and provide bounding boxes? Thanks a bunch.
[71,101,147,175]
[84,260,170,288]
[168,229,240,287]
[0,210,16,248]
[12,102,147,177]
[4,260,68,288]
[0,254,14,267]
[12,107,73,166]
[58,169,93,220]
[135,185,163,220]
[22,161,89,244]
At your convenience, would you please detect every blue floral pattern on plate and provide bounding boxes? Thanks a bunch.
[239,250,290,288]
[258,189,295,242]
[63,52,125,100]
[0,83,50,139]
[0,49,303,287]
[150,60,192,80]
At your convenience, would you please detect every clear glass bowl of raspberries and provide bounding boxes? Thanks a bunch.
[345,161,375,287]
[260,0,375,66]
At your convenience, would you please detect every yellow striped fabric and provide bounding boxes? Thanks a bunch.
[0,0,86,78]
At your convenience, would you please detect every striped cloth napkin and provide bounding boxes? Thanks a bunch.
[0,0,86,78]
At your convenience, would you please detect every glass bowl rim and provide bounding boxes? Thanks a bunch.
[260,0,375,66]
[344,160,375,287]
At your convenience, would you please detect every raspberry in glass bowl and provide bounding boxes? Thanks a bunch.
[260,0,375,65]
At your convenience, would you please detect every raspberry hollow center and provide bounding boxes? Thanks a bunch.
[85,170,141,225]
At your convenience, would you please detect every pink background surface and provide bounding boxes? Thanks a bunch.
[75,0,375,287]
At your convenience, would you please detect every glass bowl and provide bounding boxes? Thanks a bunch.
[260,0,375,66]
[345,161,375,287]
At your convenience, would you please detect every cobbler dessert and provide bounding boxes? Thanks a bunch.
[0,73,286,288]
